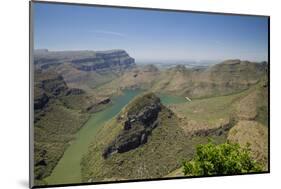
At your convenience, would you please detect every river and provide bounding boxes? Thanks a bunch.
[45,90,186,185]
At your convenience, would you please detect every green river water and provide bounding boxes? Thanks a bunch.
[45,90,186,185]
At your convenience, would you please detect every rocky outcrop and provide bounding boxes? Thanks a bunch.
[34,70,88,113]
[190,120,234,137]
[65,88,85,96]
[85,97,112,113]
[97,97,111,105]
[34,70,87,98]
[40,75,68,96]
[34,92,49,110]
[103,93,162,158]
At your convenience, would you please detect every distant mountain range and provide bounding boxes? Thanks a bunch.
[99,58,267,98]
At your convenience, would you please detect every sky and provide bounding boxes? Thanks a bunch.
[33,2,268,62]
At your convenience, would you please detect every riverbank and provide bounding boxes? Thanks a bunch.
[44,90,142,185]
[44,90,187,185]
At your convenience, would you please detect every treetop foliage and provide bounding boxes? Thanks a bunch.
[183,141,262,176]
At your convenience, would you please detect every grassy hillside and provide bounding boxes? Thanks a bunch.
[81,77,268,181]
[34,102,89,180]
[154,60,266,98]
[94,65,159,97]
[227,120,268,169]
[165,79,268,177]
[98,60,267,99]
[170,75,268,133]
[81,93,226,182]
[55,63,121,93]
[33,69,114,185]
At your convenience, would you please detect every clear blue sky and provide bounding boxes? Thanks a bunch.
[33,2,268,62]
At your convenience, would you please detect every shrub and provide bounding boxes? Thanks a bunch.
[182,141,262,176]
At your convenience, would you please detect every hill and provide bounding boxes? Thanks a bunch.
[153,59,267,98]
[98,60,267,98]
[33,69,113,184]
[34,69,91,181]
[227,120,268,169]
[81,93,225,182]
[34,49,136,92]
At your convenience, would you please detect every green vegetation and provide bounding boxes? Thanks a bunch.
[156,93,187,105]
[34,101,89,180]
[170,79,268,135]
[34,100,91,182]
[165,81,268,178]
[182,142,262,176]
[44,90,142,185]
[33,70,95,185]
[100,59,267,99]
[227,121,268,169]
[33,54,268,186]
[81,93,226,182]
[255,80,269,126]
[173,91,243,125]
[122,92,160,115]
[80,79,268,182]
[234,78,268,124]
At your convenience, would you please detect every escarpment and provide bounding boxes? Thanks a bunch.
[34,49,135,72]
[72,50,135,71]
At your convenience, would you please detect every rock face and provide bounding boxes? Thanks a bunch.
[97,97,111,105]
[65,88,85,96]
[34,71,68,104]
[72,50,135,71]
[34,71,68,110]
[34,91,49,110]
[34,49,135,72]
[41,75,68,96]
[34,70,87,111]
[103,93,162,158]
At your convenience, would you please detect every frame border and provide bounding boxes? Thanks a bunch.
[29,1,34,188]
[29,1,270,188]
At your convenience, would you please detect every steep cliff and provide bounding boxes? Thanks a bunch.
[34,49,135,72]
[71,50,135,71]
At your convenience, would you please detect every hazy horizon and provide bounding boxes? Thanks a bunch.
[33,2,269,62]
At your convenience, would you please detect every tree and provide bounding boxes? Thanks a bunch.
[182,142,262,176]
